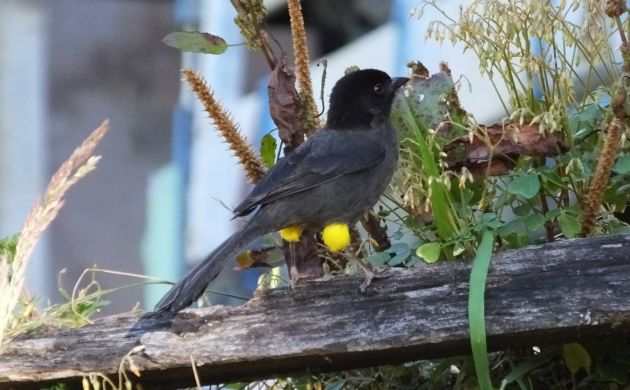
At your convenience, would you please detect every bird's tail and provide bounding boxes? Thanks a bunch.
[154,219,264,313]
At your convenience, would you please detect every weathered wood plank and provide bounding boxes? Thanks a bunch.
[2,234,630,389]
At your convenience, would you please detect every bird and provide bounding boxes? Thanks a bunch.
[155,69,409,313]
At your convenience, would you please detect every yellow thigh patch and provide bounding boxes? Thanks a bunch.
[279,226,303,242]
[322,223,350,252]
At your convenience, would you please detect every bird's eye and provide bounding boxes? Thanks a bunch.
[373,83,385,94]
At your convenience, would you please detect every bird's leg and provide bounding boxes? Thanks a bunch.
[353,253,391,293]
[288,242,298,290]
[355,256,376,293]
[348,225,383,290]
[287,243,314,288]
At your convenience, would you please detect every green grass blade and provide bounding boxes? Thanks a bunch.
[469,230,494,389]
[500,354,551,390]
[393,97,459,249]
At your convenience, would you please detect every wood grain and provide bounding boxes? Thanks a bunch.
[2,234,630,389]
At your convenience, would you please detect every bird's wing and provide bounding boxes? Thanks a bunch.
[233,130,386,216]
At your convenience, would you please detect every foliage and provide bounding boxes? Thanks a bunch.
[387,0,629,265]
[468,231,494,389]
[162,31,228,55]
[5,0,630,388]
[219,0,630,388]
[219,338,630,389]
[352,0,630,388]
[211,1,630,389]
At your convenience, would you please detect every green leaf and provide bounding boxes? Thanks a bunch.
[500,355,551,390]
[223,382,252,390]
[558,212,580,238]
[484,219,503,229]
[403,215,422,230]
[391,70,458,132]
[325,379,346,390]
[609,225,630,234]
[468,231,494,389]
[507,174,540,199]
[616,183,630,195]
[416,242,441,263]
[452,242,466,256]
[481,213,502,229]
[162,31,228,54]
[49,384,69,390]
[391,230,404,240]
[539,169,565,193]
[594,362,628,383]
[0,234,18,261]
[368,252,390,267]
[512,203,532,217]
[388,243,411,266]
[481,213,498,223]
[545,208,562,220]
[562,343,591,374]
[569,102,604,138]
[406,256,422,267]
[460,188,475,205]
[614,155,630,174]
[260,134,277,168]
[498,219,521,237]
[391,80,460,252]
[523,214,546,231]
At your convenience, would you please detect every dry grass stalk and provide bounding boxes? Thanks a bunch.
[287,0,319,135]
[182,68,265,183]
[581,7,629,236]
[0,120,109,350]
[581,118,625,236]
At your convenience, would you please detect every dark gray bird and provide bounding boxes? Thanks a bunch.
[155,69,408,312]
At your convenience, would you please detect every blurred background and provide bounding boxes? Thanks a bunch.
[0,0,509,314]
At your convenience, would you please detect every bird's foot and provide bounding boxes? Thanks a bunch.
[288,266,320,289]
[359,267,375,293]
[288,275,299,290]
[359,266,390,293]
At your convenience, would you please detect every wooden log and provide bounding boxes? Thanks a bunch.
[2,234,630,389]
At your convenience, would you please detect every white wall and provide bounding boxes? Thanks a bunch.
[0,0,49,300]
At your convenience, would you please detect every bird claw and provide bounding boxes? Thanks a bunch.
[359,266,390,293]
[288,266,320,289]
[359,268,375,293]
[288,268,301,290]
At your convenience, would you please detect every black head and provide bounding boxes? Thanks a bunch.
[326,69,409,129]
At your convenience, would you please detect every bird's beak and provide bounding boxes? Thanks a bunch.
[391,77,410,91]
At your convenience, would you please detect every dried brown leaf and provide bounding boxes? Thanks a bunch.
[444,122,565,176]
[235,247,282,269]
[268,58,305,152]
